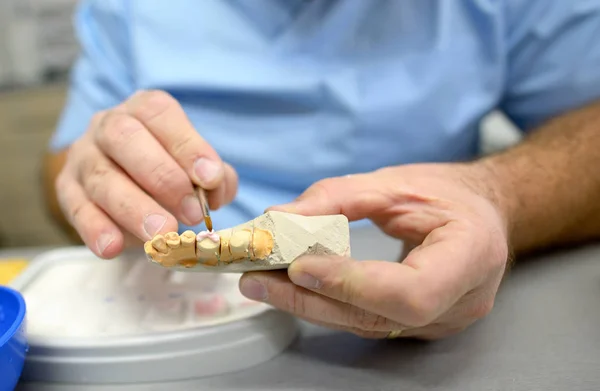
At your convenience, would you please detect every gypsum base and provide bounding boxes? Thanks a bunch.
[144,211,351,273]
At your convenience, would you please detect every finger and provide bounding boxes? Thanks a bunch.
[267,172,392,221]
[395,309,478,341]
[395,285,497,341]
[93,111,204,226]
[207,162,238,210]
[76,146,179,241]
[294,314,389,339]
[123,90,227,189]
[424,280,499,329]
[266,171,447,242]
[55,171,123,258]
[285,225,483,327]
[239,271,406,332]
[400,289,498,341]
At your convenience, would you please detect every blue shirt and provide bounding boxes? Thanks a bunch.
[50,0,600,231]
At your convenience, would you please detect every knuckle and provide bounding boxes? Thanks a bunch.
[170,133,195,158]
[69,201,87,225]
[403,291,440,327]
[54,173,72,217]
[339,276,361,305]
[131,89,175,122]
[84,165,138,219]
[89,111,107,129]
[284,288,308,317]
[350,307,392,331]
[149,162,187,195]
[96,112,142,147]
[77,154,94,178]
[489,233,509,269]
[352,189,387,215]
[85,164,112,200]
[116,197,138,221]
[55,171,69,193]
[468,299,494,320]
[303,176,384,217]
[223,164,239,204]
[68,138,88,163]
[321,261,359,304]
[305,178,335,200]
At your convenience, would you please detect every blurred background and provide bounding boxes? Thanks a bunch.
[0,0,523,250]
[0,0,78,249]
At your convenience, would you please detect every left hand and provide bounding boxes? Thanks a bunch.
[238,163,510,340]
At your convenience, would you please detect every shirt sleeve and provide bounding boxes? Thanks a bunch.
[49,0,134,152]
[500,0,600,132]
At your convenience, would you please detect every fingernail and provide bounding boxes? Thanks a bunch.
[194,158,221,185]
[181,195,204,224]
[96,233,114,255]
[143,214,167,238]
[239,277,268,301]
[289,271,322,289]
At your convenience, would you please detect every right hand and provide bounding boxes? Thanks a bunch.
[55,90,238,258]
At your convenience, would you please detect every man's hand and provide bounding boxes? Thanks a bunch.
[55,90,238,258]
[238,163,509,340]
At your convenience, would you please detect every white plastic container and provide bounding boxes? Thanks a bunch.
[9,247,299,384]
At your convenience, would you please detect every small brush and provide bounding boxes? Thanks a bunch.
[194,185,213,231]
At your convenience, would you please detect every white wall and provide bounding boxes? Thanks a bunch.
[0,0,78,87]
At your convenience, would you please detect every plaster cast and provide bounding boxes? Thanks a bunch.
[143,211,351,273]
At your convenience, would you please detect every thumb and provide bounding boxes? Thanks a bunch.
[267,172,396,221]
[288,225,479,327]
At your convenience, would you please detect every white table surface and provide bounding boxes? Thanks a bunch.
[9,226,600,391]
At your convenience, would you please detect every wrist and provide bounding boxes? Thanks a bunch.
[462,157,517,239]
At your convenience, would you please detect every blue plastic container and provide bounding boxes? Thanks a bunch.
[0,285,27,391]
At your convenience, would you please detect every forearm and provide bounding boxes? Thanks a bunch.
[476,100,600,255]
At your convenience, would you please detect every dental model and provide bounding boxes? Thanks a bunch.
[143,211,351,273]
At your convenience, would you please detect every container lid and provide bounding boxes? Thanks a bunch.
[10,247,298,384]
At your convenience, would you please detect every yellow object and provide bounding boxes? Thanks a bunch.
[0,259,29,285]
